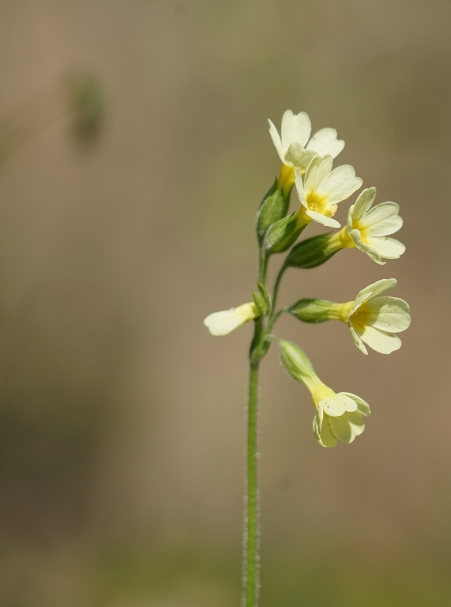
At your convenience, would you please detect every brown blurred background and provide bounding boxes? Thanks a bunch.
[0,1,450,605]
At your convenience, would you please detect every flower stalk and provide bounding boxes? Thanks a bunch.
[203,109,410,606]
[243,355,260,607]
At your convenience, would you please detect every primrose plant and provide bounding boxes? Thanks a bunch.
[204,110,411,607]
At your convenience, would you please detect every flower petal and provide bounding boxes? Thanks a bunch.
[363,202,403,236]
[305,209,341,228]
[348,324,368,354]
[313,411,337,448]
[295,169,308,209]
[304,155,333,193]
[348,229,385,265]
[349,188,377,225]
[306,127,345,158]
[336,393,359,412]
[366,236,406,259]
[341,392,371,417]
[356,324,402,354]
[268,119,285,163]
[204,303,257,336]
[281,110,311,149]
[320,393,357,417]
[363,296,411,332]
[329,410,365,443]
[284,143,316,170]
[351,278,397,315]
[317,165,362,204]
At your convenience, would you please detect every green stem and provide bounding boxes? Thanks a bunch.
[265,261,288,336]
[271,262,287,314]
[243,356,260,607]
[241,244,268,607]
[258,246,269,284]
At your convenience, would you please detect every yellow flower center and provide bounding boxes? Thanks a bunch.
[349,305,371,330]
[305,191,337,218]
[352,220,369,243]
[296,192,338,228]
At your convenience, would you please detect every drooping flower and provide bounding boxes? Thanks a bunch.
[345,187,405,264]
[278,339,370,447]
[295,155,362,228]
[204,302,259,336]
[312,387,371,448]
[268,110,345,175]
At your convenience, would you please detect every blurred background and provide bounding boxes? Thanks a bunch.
[0,1,450,605]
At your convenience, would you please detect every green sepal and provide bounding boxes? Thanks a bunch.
[289,299,333,323]
[256,179,289,244]
[266,213,305,254]
[285,232,338,269]
[252,282,271,316]
[278,339,315,384]
[252,292,267,316]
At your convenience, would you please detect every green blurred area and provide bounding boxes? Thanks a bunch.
[0,0,450,605]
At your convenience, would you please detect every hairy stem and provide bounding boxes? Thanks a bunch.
[243,356,260,607]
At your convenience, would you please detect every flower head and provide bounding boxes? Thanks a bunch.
[312,387,371,448]
[339,278,411,355]
[268,110,345,174]
[278,339,371,447]
[347,187,405,264]
[295,155,362,228]
[204,302,258,336]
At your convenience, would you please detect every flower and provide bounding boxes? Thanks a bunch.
[295,155,362,228]
[312,386,371,448]
[204,302,259,336]
[278,339,370,447]
[268,110,345,174]
[333,278,411,355]
[346,187,405,264]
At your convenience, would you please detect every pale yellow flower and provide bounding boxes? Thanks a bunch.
[330,278,411,355]
[295,155,362,228]
[204,302,258,336]
[268,110,345,174]
[346,188,405,264]
[311,382,371,448]
[278,340,370,448]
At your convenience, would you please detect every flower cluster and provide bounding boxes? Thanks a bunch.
[204,110,410,447]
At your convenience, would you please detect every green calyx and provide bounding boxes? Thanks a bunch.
[277,339,316,385]
[256,179,290,244]
[289,299,334,323]
[252,282,271,316]
[285,232,341,269]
